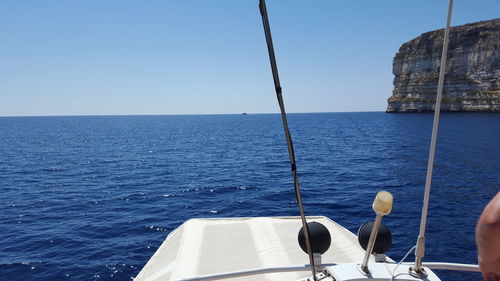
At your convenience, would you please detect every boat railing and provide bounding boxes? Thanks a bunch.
[404,262,480,272]
[174,262,479,281]
[175,264,335,281]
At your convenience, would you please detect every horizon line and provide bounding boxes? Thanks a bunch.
[0,110,385,118]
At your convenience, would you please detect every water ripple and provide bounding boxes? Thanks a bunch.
[0,113,498,281]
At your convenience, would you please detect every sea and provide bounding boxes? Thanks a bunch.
[0,112,498,281]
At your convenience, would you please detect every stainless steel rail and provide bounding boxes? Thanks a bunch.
[175,261,480,281]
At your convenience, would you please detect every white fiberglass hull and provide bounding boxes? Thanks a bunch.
[135,216,378,281]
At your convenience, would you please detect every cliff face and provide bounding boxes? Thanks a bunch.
[387,18,499,113]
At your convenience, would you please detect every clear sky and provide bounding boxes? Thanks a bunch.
[1,0,498,116]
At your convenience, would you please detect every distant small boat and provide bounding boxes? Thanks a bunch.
[242,112,248,115]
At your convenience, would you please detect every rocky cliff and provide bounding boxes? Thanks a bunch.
[387,18,499,112]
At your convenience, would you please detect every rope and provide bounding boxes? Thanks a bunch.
[258,0,317,279]
[391,246,417,281]
[414,0,454,272]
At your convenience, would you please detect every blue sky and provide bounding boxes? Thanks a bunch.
[1,0,498,116]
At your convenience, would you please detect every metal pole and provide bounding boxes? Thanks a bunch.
[360,215,382,274]
[412,0,453,276]
[258,0,317,279]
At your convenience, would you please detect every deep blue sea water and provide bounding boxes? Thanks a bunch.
[0,112,499,281]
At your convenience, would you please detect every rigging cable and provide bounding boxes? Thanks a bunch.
[258,0,317,279]
[390,246,417,281]
[412,0,454,275]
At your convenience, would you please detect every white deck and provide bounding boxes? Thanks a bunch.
[135,216,374,281]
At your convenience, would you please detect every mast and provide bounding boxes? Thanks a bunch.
[411,0,454,277]
[258,0,317,279]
